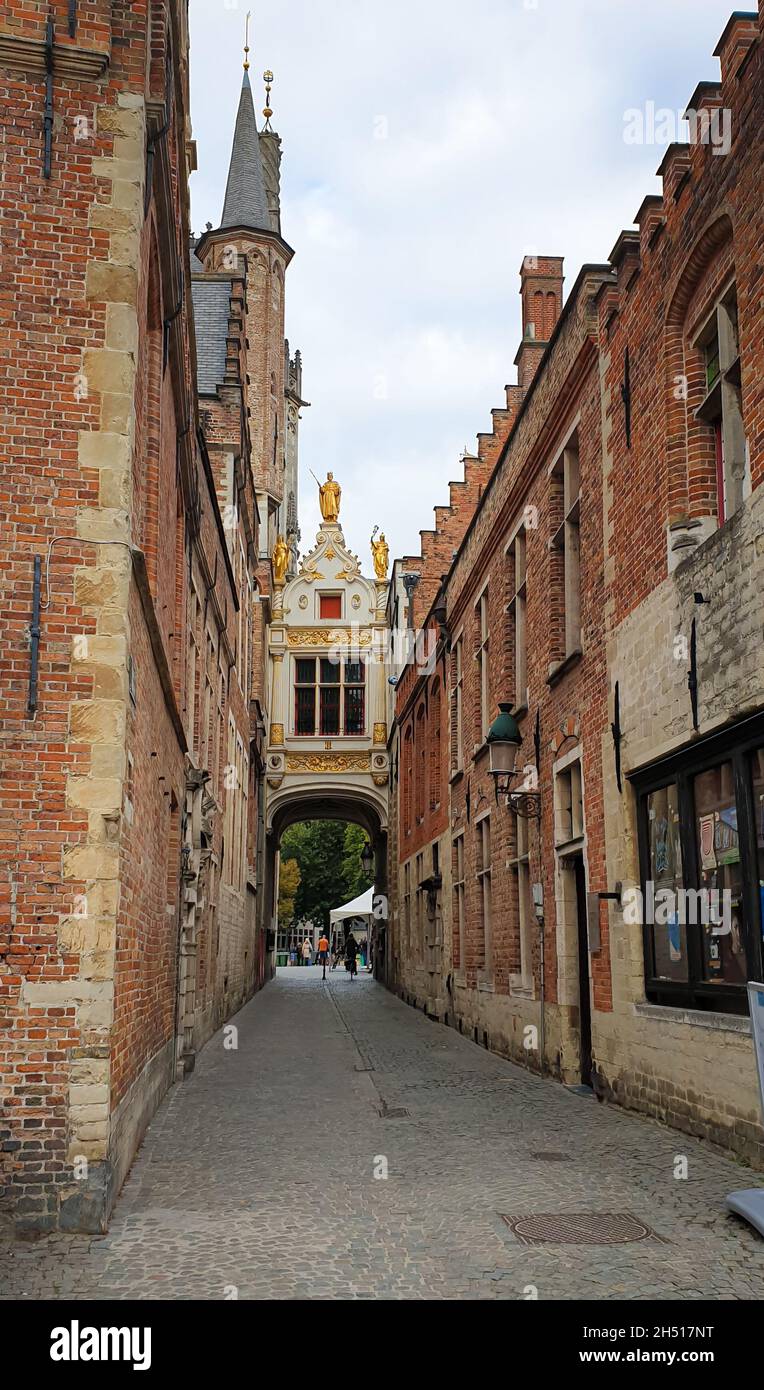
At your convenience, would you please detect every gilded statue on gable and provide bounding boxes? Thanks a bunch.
[312,469,341,523]
[272,533,289,586]
[370,529,389,581]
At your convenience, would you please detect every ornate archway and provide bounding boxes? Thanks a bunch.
[262,480,392,977]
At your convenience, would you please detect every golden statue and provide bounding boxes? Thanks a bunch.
[313,470,341,523]
[272,533,289,586]
[371,530,389,581]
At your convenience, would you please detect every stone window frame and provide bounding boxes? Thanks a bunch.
[475,809,493,976]
[403,859,411,955]
[452,831,465,973]
[553,745,585,851]
[291,654,367,738]
[507,812,534,995]
[223,713,237,886]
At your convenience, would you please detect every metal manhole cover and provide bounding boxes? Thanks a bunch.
[529,1152,572,1162]
[500,1212,657,1246]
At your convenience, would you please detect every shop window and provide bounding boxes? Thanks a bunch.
[645,783,687,983]
[693,763,746,987]
[636,722,764,1012]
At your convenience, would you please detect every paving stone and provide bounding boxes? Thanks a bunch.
[1,968,764,1299]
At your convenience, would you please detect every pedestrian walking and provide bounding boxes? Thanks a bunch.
[317,932,329,979]
[344,931,358,980]
[301,937,313,967]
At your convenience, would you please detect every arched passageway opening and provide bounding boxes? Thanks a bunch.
[266,793,389,982]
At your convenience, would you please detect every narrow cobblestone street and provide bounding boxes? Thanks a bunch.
[2,969,764,1301]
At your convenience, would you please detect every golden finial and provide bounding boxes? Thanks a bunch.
[243,11,251,72]
[263,69,274,129]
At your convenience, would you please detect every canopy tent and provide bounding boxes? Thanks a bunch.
[329,886,374,927]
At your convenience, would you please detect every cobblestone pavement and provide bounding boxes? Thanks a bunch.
[2,968,764,1300]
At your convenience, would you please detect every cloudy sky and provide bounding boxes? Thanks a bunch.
[189,0,733,565]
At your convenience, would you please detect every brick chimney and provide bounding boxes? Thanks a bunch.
[515,255,564,390]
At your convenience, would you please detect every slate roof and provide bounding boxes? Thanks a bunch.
[189,237,205,273]
[191,279,231,395]
[220,71,270,230]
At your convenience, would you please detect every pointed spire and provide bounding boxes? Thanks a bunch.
[220,68,270,230]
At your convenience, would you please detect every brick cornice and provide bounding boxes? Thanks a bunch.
[0,30,109,80]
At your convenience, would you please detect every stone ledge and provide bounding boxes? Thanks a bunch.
[0,31,110,81]
[634,1000,751,1034]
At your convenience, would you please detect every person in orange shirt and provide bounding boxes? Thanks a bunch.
[317,933,330,979]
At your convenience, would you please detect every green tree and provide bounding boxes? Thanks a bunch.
[279,820,348,932]
[277,857,301,929]
[341,823,373,900]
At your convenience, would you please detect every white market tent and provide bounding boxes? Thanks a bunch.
[329,886,374,928]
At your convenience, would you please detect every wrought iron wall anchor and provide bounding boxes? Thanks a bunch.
[620,346,632,449]
[43,14,55,179]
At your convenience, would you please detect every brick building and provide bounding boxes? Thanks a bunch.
[390,5,764,1166]
[0,2,301,1232]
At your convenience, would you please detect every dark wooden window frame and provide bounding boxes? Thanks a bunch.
[631,711,764,1015]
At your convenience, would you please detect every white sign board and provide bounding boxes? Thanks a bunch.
[748,981,764,1123]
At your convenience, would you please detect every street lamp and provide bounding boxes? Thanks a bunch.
[361,840,374,878]
[486,703,541,818]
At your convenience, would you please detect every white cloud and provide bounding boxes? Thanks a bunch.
[189,0,735,564]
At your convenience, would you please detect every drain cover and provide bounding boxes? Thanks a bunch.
[529,1152,571,1162]
[379,1106,409,1118]
[500,1212,656,1245]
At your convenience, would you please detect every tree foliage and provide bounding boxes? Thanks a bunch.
[279,820,373,932]
[277,857,301,928]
